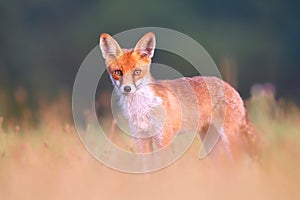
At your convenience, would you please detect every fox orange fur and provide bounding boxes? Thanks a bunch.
[99,32,260,160]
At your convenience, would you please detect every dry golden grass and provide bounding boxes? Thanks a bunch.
[0,90,300,200]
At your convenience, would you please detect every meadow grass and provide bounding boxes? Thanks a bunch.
[0,91,299,200]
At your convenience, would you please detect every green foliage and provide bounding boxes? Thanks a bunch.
[1,0,300,117]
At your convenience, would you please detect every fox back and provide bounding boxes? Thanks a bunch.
[99,32,261,160]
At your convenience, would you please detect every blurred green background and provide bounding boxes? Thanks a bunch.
[1,0,299,119]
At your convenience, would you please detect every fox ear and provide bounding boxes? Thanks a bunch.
[134,32,156,58]
[99,33,122,59]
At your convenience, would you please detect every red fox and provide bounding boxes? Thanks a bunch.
[99,32,260,160]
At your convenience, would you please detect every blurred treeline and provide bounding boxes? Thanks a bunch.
[0,0,300,120]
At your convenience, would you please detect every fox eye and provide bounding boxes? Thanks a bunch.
[134,69,141,76]
[114,70,122,76]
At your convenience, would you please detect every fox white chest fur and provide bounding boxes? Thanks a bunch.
[119,85,163,138]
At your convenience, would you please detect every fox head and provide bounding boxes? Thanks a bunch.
[99,32,156,94]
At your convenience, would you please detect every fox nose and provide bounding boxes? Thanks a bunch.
[123,86,131,93]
